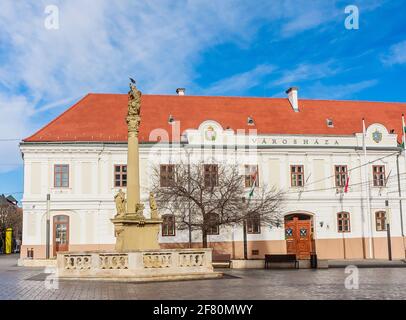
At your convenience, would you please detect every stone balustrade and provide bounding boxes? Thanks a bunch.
[57,248,220,281]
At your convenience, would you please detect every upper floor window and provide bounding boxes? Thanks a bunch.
[54,164,69,188]
[245,165,259,188]
[337,212,351,233]
[373,165,386,187]
[335,165,348,188]
[160,164,175,187]
[204,164,218,188]
[162,214,176,236]
[291,165,304,187]
[375,211,387,231]
[247,214,261,234]
[114,165,127,187]
[206,213,220,235]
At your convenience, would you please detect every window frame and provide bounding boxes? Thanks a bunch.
[114,164,127,188]
[161,214,176,236]
[337,212,351,233]
[290,165,304,187]
[54,164,69,188]
[160,164,175,187]
[244,165,259,188]
[334,165,348,188]
[375,211,387,232]
[206,213,220,235]
[204,164,219,188]
[372,165,386,187]
[247,213,261,234]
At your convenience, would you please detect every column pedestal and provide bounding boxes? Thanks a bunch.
[111,217,162,252]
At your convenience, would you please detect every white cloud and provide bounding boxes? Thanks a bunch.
[206,64,276,95]
[381,40,406,66]
[272,61,339,86]
[303,79,379,100]
[0,94,35,173]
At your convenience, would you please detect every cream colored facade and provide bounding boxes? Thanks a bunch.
[20,120,406,260]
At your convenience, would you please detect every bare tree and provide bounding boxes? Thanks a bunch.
[0,196,22,253]
[152,162,284,248]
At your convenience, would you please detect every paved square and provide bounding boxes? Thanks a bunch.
[1,254,406,300]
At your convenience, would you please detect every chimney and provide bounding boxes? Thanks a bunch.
[176,88,186,96]
[286,87,299,112]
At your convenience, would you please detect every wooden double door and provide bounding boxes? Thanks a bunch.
[285,217,312,259]
[53,215,69,256]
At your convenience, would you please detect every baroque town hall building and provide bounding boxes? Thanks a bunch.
[20,88,406,260]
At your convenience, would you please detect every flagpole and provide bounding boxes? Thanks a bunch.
[363,118,374,259]
[402,114,406,250]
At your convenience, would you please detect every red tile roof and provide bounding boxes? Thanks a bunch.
[23,93,406,143]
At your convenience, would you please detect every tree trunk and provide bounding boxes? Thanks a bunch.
[202,228,208,248]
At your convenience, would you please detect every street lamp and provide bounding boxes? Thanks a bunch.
[385,199,392,261]
[241,197,248,260]
[181,142,192,248]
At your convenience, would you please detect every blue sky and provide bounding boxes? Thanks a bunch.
[0,0,405,201]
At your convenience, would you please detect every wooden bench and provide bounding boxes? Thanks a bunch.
[212,254,231,268]
[264,254,299,269]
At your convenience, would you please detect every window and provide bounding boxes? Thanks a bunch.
[160,164,175,187]
[247,214,261,234]
[54,164,69,188]
[337,212,351,233]
[335,165,348,188]
[206,213,219,235]
[114,165,127,187]
[291,165,304,187]
[204,164,218,188]
[245,165,259,188]
[162,215,175,236]
[375,211,387,231]
[373,165,386,187]
[326,118,334,127]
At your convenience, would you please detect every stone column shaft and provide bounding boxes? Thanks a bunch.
[126,132,140,214]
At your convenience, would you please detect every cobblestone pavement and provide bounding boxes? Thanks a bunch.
[1,254,406,300]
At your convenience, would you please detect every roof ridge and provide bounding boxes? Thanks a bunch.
[84,93,406,104]
[23,94,91,142]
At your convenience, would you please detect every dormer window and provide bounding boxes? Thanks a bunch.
[168,114,174,124]
[326,119,334,128]
[247,116,255,126]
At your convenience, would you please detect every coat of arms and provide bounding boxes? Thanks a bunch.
[204,126,217,141]
[372,129,382,143]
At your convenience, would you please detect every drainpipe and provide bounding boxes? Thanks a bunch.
[46,194,50,259]
[396,153,406,257]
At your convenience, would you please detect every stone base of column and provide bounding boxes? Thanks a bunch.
[111,217,162,252]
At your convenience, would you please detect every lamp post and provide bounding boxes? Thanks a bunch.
[385,200,392,261]
[181,142,192,248]
[46,193,50,259]
[242,197,248,260]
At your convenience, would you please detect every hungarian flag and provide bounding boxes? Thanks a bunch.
[248,170,258,198]
[344,175,350,193]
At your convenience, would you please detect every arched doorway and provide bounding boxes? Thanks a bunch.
[53,215,69,257]
[284,213,314,259]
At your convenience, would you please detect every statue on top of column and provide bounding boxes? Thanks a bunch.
[127,78,142,134]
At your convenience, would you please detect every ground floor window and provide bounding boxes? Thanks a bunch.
[247,214,261,234]
[206,213,219,235]
[375,211,387,231]
[337,212,351,232]
[162,215,175,236]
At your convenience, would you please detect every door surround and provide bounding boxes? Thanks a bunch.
[284,212,315,259]
[53,215,70,257]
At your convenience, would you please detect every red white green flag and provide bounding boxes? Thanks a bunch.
[248,170,258,198]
